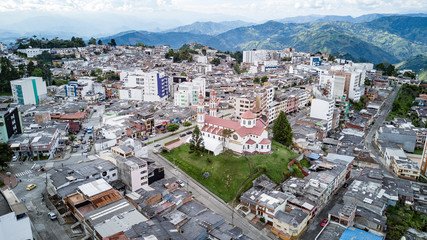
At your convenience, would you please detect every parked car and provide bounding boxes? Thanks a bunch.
[179,133,186,137]
[154,144,161,147]
[150,134,156,138]
[12,156,19,162]
[186,131,193,135]
[142,136,148,140]
[82,140,86,144]
[343,183,349,188]
[26,184,37,191]
[320,218,328,227]
[176,180,185,188]
[48,212,57,220]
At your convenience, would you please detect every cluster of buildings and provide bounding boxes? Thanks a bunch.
[0,42,426,240]
[240,153,353,239]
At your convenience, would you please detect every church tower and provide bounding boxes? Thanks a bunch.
[197,90,205,128]
[209,87,217,117]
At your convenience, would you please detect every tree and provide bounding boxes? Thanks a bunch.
[88,37,96,45]
[272,111,293,147]
[321,146,328,156]
[31,68,43,77]
[180,72,187,76]
[68,134,76,142]
[167,123,179,132]
[0,57,20,93]
[261,76,269,84]
[376,62,398,76]
[364,77,371,86]
[183,121,192,127]
[97,39,103,45]
[253,77,260,84]
[202,49,207,56]
[0,143,13,170]
[210,58,220,66]
[110,39,117,47]
[189,126,204,155]
[403,71,416,79]
[27,61,36,76]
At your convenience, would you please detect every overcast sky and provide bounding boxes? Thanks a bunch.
[0,0,425,37]
[1,0,425,21]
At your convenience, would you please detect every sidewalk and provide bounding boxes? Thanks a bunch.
[0,172,18,189]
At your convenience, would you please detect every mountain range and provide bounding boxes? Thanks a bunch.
[100,15,427,64]
[1,13,426,65]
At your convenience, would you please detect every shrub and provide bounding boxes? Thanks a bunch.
[183,121,192,127]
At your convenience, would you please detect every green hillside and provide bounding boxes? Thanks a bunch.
[396,54,427,72]
[103,16,427,64]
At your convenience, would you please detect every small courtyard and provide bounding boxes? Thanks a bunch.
[161,141,299,202]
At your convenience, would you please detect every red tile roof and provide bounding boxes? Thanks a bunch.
[259,138,271,144]
[203,115,267,137]
[246,139,256,144]
[241,110,257,119]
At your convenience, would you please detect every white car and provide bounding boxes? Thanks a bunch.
[176,180,185,188]
[12,156,18,162]
[48,212,57,220]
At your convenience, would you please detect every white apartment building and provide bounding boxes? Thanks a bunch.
[243,50,279,63]
[119,70,170,102]
[310,98,335,131]
[320,70,362,102]
[174,77,206,107]
[10,77,47,105]
[17,47,51,58]
[320,73,346,101]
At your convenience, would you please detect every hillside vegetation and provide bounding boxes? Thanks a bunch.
[102,16,427,64]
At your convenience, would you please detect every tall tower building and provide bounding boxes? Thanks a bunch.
[197,90,205,128]
[209,88,217,117]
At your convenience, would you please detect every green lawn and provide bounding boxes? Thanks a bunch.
[161,141,299,202]
[413,148,424,155]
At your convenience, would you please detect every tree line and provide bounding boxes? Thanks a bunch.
[16,37,86,49]
[0,57,52,93]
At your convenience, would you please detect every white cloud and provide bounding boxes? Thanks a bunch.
[0,0,425,20]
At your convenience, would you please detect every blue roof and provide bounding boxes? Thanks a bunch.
[308,153,320,160]
[339,227,383,240]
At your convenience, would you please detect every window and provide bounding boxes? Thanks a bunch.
[112,173,116,177]
[261,145,264,149]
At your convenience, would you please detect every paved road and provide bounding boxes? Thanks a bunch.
[364,85,401,178]
[149,152,271,240]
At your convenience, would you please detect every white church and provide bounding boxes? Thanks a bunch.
[197,89,271,155]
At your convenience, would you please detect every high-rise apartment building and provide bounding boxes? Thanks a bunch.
[10,77,47,105]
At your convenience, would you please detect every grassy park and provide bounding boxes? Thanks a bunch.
[161,141,299,202]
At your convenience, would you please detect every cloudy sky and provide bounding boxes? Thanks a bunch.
[0,0,425,36]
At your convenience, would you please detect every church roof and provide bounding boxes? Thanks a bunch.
[204,115,267,137]
[246,139,256,144]
[259,138,271,144]
[241,111,257,119]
